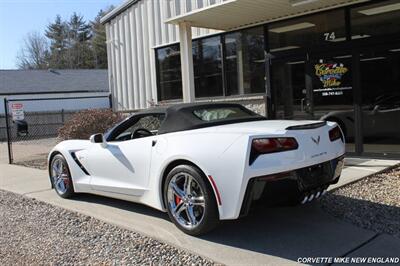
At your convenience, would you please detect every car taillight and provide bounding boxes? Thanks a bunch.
[251,137,297,156]
[329,126,343,142]
[250,137,298,164]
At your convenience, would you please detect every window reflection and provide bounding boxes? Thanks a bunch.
[360,47,400,154]
[193,36,223,97]
[156,45,183,101]
[352,0,400,40]
[269,10,346,52]
[224,27,265,96]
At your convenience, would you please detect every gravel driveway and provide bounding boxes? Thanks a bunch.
[321,165,400,239]
[0,190,215,265]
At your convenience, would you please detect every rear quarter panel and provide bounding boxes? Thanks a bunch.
[145,121,345,220]
[142,129,248,219]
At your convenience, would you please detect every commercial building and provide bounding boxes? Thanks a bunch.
[0,69,110,141]
[0,69,110,113]
[101,0,400,157]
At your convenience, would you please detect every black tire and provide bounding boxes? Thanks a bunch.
[164,165,219,236]
[50,154,75,198]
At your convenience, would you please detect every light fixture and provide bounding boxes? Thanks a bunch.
[329,34,370,42]
[334,55,352,59]
[360,57,386,62]
[270,46,300,52]
[290,0,320,7]
[389,48,400,52]
[358,3,400,16]
[269,22,315,33]
[287,60,305,65]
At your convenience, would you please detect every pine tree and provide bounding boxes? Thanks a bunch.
[68,12,94,68]
[45,15,68,68]
[91,6,114,69]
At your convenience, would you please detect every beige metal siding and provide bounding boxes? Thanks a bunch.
[105,0,222,110]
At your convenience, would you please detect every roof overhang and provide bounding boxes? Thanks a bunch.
[101,0,140,24]
[165,0,369,31]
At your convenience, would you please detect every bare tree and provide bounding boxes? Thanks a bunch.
[16,31,49,69]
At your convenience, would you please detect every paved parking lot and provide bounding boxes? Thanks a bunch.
[1,158,399,265]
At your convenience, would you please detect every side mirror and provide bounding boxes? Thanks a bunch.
[90,133,107,148]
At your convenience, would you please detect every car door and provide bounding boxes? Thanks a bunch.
[80,114,164,196]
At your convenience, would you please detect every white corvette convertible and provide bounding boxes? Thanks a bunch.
[48,103,345,235]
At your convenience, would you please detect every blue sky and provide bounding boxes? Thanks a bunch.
[0,0,123,69]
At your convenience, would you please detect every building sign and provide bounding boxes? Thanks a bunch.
[313,62,352,97]
[11,103,25,121]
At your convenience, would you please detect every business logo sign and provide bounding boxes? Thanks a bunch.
[315,63,348,88]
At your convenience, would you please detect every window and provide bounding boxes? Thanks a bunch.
[269,10,346,53]
[193,36,224,97]
[112,114,165,141]
[156,28,266,100]
[193,106,256,121]
[156,45,183,101]
[351,0,400,40]
[224,26,265,95]
[360,46,400,154]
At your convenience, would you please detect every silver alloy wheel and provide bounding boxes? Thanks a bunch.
[167,173,206,230]
[51,158,70,195]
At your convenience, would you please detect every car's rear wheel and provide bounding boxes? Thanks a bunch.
[50,154,74,198]
[164,165,219,236]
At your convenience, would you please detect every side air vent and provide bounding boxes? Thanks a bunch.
[286,121,326,130]
[70,152,90,175]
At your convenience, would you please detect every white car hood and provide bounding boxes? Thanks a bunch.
[55,139,92,151]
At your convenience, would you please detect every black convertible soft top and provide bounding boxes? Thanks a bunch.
[105,103,267,140]
[157,102,266,134]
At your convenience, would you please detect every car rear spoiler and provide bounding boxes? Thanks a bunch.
[285,121,326,130]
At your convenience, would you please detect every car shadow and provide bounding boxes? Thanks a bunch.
[68,192,400,263]
[70,193,170,220]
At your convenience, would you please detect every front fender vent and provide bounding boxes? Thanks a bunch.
[70,152,90,176]
[286,121,326,130]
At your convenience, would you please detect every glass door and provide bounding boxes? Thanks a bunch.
[272,52,354,118]
[271,51,356,152]
[310,52,355,152]
[271,55,311,120]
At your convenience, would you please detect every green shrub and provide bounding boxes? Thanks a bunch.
[58,109,123,140]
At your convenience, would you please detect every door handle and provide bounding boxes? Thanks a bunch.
[152,140,157,147]
[301,98,306,112]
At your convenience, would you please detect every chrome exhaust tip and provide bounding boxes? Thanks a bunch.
[301,195,308,204]
[308,194,315,202]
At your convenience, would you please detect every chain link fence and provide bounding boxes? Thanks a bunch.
[1,95,111,168]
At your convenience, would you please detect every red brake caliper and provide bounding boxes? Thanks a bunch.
[175,195,182,205]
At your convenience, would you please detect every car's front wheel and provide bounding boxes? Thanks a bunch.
[164,165,219,236]
[50,154,75,198]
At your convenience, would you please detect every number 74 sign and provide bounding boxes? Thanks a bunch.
[324,32,336,41]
